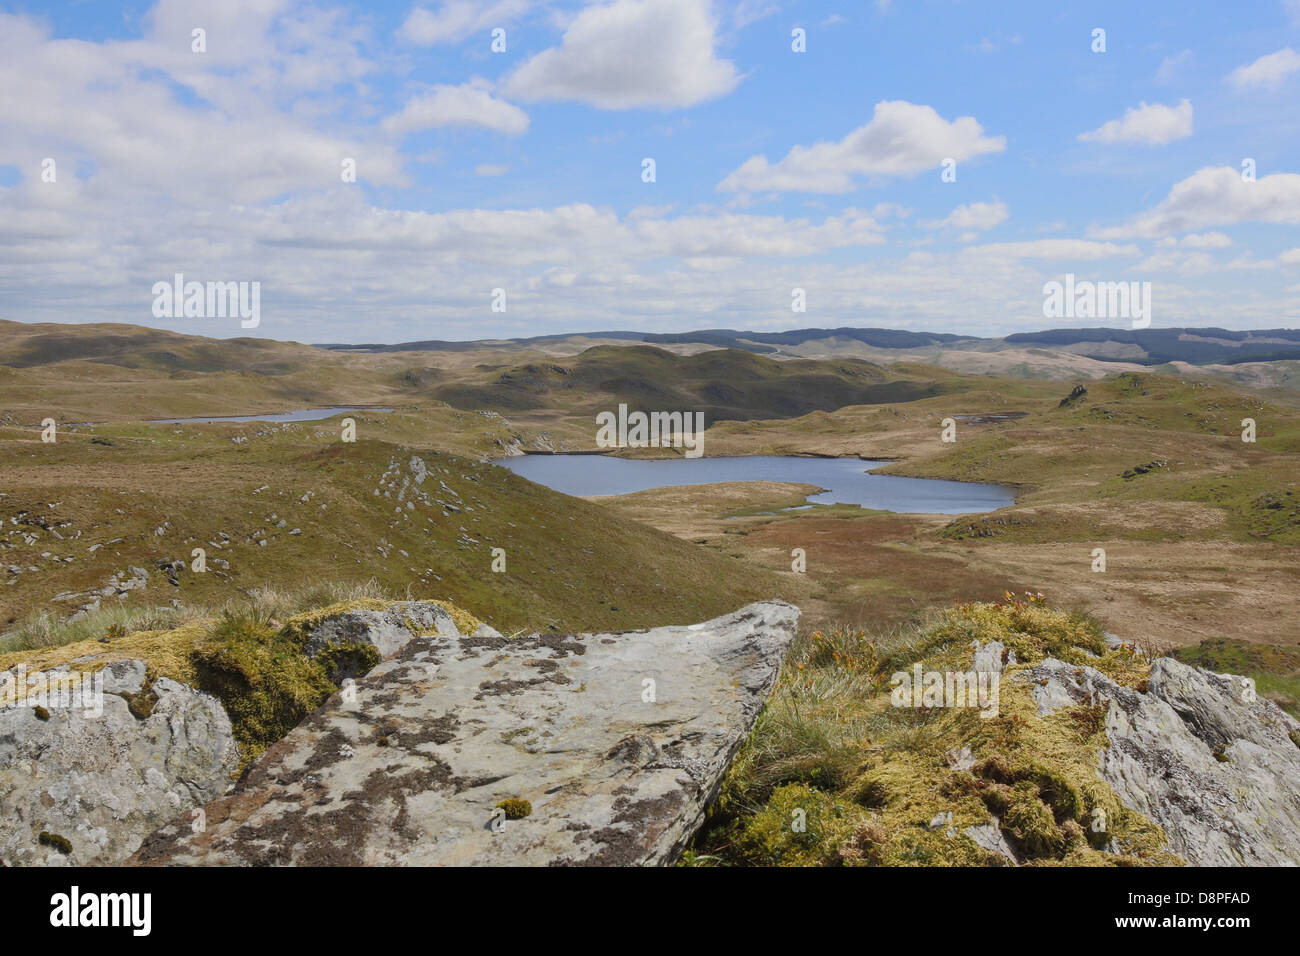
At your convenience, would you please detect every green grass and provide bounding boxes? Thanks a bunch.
[1172,637,1300,716]
[693,596,1178,867]
[1,429,794,641]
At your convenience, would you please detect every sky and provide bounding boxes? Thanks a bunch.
[1,0,1298,344]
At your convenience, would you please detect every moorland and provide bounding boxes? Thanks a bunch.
[3,319,1298,866]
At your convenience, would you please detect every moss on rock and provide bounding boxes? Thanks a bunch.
[695,596,1182,867]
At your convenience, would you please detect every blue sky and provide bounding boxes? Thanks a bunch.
[1,0,1298,342]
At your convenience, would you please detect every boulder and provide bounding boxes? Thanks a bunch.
[1017,656,1300,866]
[133,601,799,866]
[0,658,239,866]
[290,600,499,679]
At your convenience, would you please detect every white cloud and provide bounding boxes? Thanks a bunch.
[1137,250,1215,275]
[733,0,780,29]
[0,9,405,205]
[503,0,740,109]
[1225,48,1300,91]
[382,84,529,137]
[923,200,1008,232]
[1078,99,1193,146]
[1092,166,1300,238]
[717,101,1005,194]
[959,239,1140,261]
[398,1,532,46]
[2,3,1296,341]
[1179,232,1231,249]
[1155,50,1193,84]
[474,164,510,177]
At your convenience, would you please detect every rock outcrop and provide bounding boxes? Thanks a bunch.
[1018,656,1300,866]
[288,599,499,680]
[133,600,799,866]
[0,658,239,866]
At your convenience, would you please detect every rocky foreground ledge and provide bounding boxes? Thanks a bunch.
[132,600,799,866]
[6,598,1299,866]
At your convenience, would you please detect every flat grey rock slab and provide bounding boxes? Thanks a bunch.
[0,661,238,866]
[134,601,799,866]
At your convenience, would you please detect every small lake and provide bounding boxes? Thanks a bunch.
[150,407,393,424]
[495,454,1015,515]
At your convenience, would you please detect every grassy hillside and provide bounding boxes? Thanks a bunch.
[0,418,794,645]
[432,345,947,423]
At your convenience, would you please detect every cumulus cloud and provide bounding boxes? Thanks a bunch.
[398,1,532,46]
[503,0,740,109]
[1092,166,1300,238]
[1,2,1294,341]
[1225,48,1300,90]
[0,9,404,205]
[959,239,1140,261]
[383,85,529,136]
[1078,100,1193,146]
[717,101,1005,194]
[1178,232,1232,249]
[923,200,1008,232]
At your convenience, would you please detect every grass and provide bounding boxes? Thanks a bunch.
[0,577,393,655]
[0,434,794,640]
[0,580,479,770]
[1172,637,1300,717]
[692,595,1180,867]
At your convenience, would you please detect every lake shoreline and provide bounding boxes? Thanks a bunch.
[494,453,1016,515]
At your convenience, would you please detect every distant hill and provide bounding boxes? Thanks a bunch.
[430,345,947,423]
[322,325,1300,366]
[0,320,321,373]
[1003,328,1300,365]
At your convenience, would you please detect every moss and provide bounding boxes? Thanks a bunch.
[0,597,484,777]
[312,640,382,683]
[33,705,50,721]
[38,831,73,855]
[695,598,1182,867]
[1003,781,1067,855]
[119,679,159,720]
[496,798,532,820]
[915,595,1107,667]
[277,599,393,647]
[730,783,871,866]
[190,611,336,770]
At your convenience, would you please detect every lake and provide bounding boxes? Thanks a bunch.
[494,454,1015,515]
[150,407,393,424]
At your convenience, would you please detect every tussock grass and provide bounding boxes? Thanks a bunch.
[695,595,1179,867]
[0,577,393,656]
[0,579,482,771]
